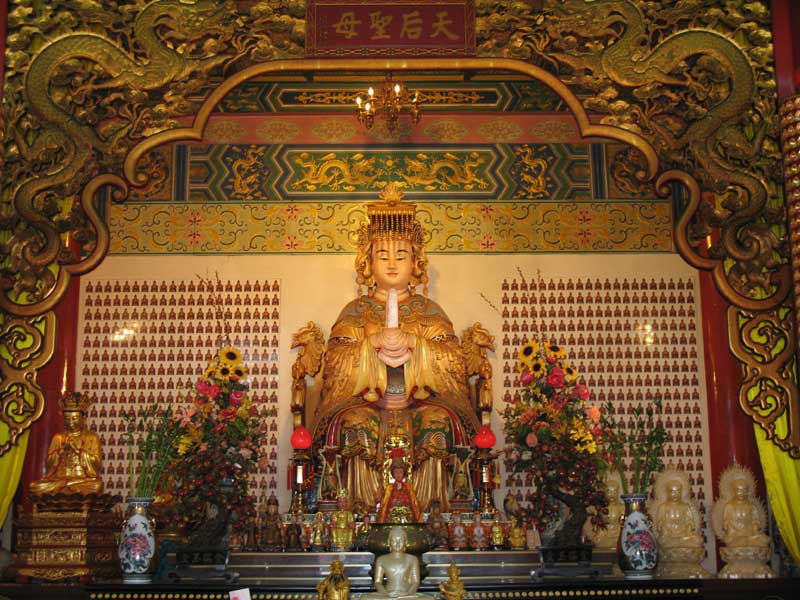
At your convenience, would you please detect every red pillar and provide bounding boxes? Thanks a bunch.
[16,276,81,509]
[698,272,766,502]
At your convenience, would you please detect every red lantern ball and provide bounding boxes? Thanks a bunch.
[473,424,496,449]
[290,425,312,450]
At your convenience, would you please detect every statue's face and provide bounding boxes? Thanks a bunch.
[64,411,83,432]
[371,238,413,292]
[388,529,406,552]
[392,465,406,482]
[668,481,682,501]
[734,480,749,499]
[607,480,619,496]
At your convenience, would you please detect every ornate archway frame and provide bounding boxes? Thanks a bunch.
[1,1,797,462]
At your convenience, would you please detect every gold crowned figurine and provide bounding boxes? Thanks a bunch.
[311,183,480,514]
[331,488,356,550]
[30,392,103,496]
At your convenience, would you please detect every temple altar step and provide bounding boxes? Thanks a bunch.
[168,549,616,587]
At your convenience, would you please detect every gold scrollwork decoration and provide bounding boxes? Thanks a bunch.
[728,306,800,458]
[488,0,787,310]
[0,312,56,454]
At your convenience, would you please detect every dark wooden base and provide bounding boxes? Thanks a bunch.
[0,577,796,600]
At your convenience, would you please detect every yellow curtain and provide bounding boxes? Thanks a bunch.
[755,423,800,564]
[0,431,29,525]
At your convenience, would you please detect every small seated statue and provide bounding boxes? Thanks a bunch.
[471,514,488,550]
[363,527,434,600]
[285,514,304,551]
[651,469,709,578]
[260,492,284,551]
[426,500,449,549]
[450,512,468,551]
[317,558,350,600]
[490,520,505,550]
[711,465,774,578]
[508,518,527,550]
[331,489,356,550]
[591,472,624,550]
[438,561,466,600]
[30,392,103,496]
[356,515,373,550]
[378,455,421,523]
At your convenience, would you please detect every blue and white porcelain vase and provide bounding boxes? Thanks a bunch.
[118,497,157,583]
[618,493,658,579]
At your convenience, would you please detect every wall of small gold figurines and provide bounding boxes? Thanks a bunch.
[76,277,282,498]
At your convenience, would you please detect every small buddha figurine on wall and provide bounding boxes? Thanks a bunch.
[711,465,774,578]
[651,468,709,578]
[30,392,103,496]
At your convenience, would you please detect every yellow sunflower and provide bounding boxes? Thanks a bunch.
[232,365,248,379]
[215,363,233,381]
[518,340,540,368]
[562,363,579,383]
[544,342,566,360]
[529,358,547,377]
[218,347,243,365]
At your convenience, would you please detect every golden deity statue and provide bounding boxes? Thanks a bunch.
[651,468,710,578]
[711,465,774,578]
[331,489,356,550]
[317,558,350,600]
[311,184,480,514]
[30,392,103,496]
[438,561,466,600]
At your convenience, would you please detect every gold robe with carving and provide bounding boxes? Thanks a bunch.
[312,294,478,512]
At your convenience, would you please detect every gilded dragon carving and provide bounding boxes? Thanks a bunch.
[1,0,798,459]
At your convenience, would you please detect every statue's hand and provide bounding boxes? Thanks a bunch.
[374,328,415,367]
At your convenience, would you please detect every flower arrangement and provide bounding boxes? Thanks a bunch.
[501,339,608,546]
[123,404,185,498]
[600,398,667,495]
[169,347,267,537]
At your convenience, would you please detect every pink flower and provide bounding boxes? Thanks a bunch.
[525,432,538,448]
[229,389,244,407]
[519,369,535,386]
[586,405,601,423]
[575,384,590,401]
[196,380,210,395]
[219,407,237,420]
[206,384,220,399]
[545,356,557,364]
[546,367,565,388]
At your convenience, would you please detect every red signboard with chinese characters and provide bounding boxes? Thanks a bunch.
[306,0,475,56]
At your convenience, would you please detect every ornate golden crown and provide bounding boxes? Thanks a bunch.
[59,391,92,413]
[366,183,423,243]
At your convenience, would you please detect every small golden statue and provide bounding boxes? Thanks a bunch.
[711,465,775,578]
[439,561,466,600]
[651,468,710,578]
[30,392,103,496]
[508,518,527,550]
[331,488,356,550]
[317,558,350,600]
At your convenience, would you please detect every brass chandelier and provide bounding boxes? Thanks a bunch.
[355,73,421,131]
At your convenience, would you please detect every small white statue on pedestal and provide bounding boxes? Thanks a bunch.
[711,465,774,578]
[651,468,710,578]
